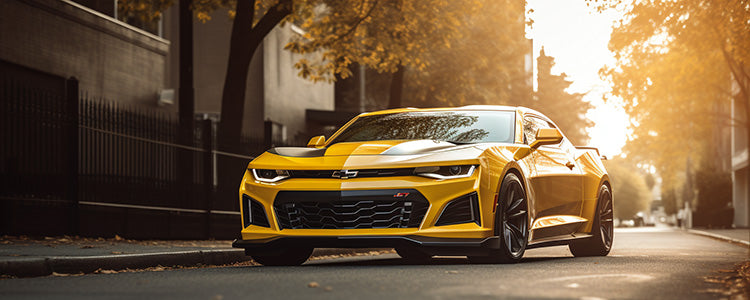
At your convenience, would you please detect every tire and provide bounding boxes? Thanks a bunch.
[569,184,614,257]
[469,173,528,264]
[396,247,432,262]
[251,247,313,266]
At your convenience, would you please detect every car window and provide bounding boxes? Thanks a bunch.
[524,116,554,145]
[523,117,538,145]
[329,111,516,144]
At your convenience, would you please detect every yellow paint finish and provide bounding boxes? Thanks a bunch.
[531,215,588,230]
[514,108,525,144]
[575,150,609,233]
[325,140,405,156]
[306,135,326,147]
[528,147,583,218]
[249,145,484,171]
[237,106,610,245]
[240,171,485,237]
[241,224,492,240]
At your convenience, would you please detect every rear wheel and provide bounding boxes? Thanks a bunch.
[569,184,613,257]
[469,173,528,264]
[251,247,313,266]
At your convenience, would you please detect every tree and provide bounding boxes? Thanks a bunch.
[119,0,476,150]
[603,159,651,220]
[285,0,479,109]
[401,0,532,109]
[593,0,748,197]
[535,47,592,145]
[332,0,533,111]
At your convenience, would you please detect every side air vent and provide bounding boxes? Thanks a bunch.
[435,192,480,226]
[242,194,270,228]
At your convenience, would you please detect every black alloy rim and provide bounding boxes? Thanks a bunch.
[502,181,528,255]
[599,189,614,249]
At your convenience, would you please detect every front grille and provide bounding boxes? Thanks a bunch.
[274,189,429,229]
[435,192,480,226]
[288,168,415,179]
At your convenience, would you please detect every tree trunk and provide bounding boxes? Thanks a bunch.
[387,65,404,109]
[178,0,194,144]
[215,0,290,212]
[217,0,290,153]
[177,0,195,191]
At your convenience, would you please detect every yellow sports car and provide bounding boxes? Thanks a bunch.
[233,106,612,265]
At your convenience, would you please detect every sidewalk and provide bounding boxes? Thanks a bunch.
[0,235,388,278]
[686,228,750,247]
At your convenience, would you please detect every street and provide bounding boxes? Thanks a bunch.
[0,227,746,299]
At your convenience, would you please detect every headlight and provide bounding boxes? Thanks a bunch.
[251,169,290,183]
[414,165,477,180]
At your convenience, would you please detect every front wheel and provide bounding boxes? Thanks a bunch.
[251,247,313,266]
[469,173,528,264]
[569,184,613,257]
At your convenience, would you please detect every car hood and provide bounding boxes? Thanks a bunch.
[249,140,518,170]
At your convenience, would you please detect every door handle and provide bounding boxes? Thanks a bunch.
[565,161,575,170]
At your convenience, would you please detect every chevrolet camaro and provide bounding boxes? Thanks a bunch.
[232,106,613,265]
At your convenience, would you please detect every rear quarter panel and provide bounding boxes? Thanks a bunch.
[574,150,608,233]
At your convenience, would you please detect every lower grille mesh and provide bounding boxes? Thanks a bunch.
[274,190,428,229]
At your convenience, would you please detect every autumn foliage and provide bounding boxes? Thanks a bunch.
[596,0,749,215]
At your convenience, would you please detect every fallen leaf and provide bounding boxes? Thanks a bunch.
[446,270,459,274]
[111,251,123,255]
[308,282,320,288]
[80,245,95,249]
[324,286,333,292]
[114,235,123,241]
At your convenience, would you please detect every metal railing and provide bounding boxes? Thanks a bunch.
[0,63,276,239]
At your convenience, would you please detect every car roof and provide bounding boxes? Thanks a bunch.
[357,105,543,117]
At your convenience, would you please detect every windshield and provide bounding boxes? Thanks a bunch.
[329,110,515,144]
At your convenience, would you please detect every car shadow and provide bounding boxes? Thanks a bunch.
[304,255,575,267]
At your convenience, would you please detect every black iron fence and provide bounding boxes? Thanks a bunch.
[0,61,277,239]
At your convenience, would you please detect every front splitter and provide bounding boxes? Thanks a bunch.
[232,235,500,256]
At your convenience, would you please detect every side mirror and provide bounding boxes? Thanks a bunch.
[530,128,563,149]
[307,135,326,148]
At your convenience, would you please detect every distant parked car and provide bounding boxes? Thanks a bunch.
[233,106,613,265]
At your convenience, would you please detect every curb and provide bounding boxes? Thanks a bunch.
[687,229,750,247]
[0,248,389,278]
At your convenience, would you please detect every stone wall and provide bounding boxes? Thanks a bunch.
[0,0,169,110]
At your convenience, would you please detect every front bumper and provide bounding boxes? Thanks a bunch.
[238,164,496,248]
[232,235,501,256]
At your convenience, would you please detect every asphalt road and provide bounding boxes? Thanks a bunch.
[1,227,747,300]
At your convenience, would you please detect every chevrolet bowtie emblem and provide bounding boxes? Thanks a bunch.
[332,170,358,179]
